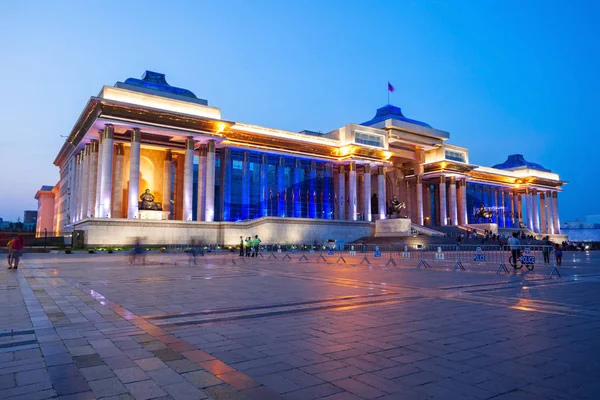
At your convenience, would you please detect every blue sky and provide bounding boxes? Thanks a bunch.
[0,0,598,222]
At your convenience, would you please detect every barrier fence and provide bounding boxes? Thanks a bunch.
[140,243,559,277]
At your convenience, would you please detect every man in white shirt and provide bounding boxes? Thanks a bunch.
[507,232,521,269]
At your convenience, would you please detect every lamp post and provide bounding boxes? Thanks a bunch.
[44,228,47,250]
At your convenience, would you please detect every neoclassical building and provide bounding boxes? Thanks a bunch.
[37,71,565,245]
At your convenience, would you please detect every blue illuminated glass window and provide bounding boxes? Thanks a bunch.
[445,150,466,163]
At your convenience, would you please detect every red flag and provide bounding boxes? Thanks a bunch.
[388,82,394,92]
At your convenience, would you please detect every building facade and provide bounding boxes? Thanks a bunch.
[37,71,565,245]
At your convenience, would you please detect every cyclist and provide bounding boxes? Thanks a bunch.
[508,232,521,269]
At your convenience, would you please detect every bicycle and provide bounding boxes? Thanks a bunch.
[509,250,534,271]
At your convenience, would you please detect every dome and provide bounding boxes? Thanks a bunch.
[361,104,431,128]
[123,71,198,99]
[492,154,551,172]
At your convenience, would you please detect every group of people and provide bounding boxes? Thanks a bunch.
[6,235,24,269]
[239,235,262,257]
[507,232,563,268]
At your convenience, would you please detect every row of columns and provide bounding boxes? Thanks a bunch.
[335,163,386,221]
[69,126,218,223]
[516,189,561,234]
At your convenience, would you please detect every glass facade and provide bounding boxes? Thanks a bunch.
[207,149,334,222]
[466,182,513,228]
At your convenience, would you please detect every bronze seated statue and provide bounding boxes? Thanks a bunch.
[390,197,407,218]
[139,189,163,211]
[474,205,493,222]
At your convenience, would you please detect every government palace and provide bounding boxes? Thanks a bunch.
[35,71,566,246]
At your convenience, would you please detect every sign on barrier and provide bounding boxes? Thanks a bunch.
[473,247,485,262]
[374,246,381,257]
[327,249,334,256]
[349,245,356,256]
[435,247,444,260]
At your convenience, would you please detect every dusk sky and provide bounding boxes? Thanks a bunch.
[1,0,598,222]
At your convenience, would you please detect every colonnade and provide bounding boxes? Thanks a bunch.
[512,189,561,234]
[67,125,389,224]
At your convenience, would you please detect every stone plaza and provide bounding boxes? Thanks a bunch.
[1,251,599,399]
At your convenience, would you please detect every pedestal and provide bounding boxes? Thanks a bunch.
[375,218,412,237]
[138,210,170,220]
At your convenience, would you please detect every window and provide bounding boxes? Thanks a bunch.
[354,131,384,148]
[445,150,466,163]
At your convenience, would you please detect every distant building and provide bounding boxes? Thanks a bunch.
[24,210,37,223]
[561,215,600,242]
[35,185,58,237]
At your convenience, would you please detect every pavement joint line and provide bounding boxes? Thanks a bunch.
[158,296,426,328]
[144,292,401,320]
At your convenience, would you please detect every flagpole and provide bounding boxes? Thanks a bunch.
[388,83,390,105]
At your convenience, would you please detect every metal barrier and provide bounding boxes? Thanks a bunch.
[157,242,560,278]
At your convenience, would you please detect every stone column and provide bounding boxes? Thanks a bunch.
[73,153,80,222]
[99,125,114,218]
[126,129,141,219]
[112,144,125,218]
[448,176,458,225]
[532,189,540,233]
[424,183,431,226]
[276,156,288,218]
[516,193,522,226]
[87,140,99,219]
[539,193,547,234]
[526,189,534,231]
[547,193,555,235]
[363,164,372,222]
[493,190,499,225]
[94,132,103,217]
[348,162,357,221]
[552,192,561,234]
[261,154,270,217]
[81,144,90,219]
[438,176,447,226]
[501,191,506,228]
[205,140,216,222]
[183,136,194,221]
[324,163,333,219]
[241,151,250,219]
[68,156,76,223]
[338,165,346,220]
[308,161,316,218]
[220,147,231,221]
[460,179,468,225]
[377,166,386,220]
[163,150,173,218]
[196,145,206,221]
[416,175,424,225]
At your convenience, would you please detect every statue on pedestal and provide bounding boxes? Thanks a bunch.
[474,205,492,223]
[389,196,407,218]
[139,189,163,211]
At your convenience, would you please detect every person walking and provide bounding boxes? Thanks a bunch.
[6,236,15,268]
[507,232,521,270]
[8,235,24,269]
[554,244,563,266]
[542,236,552,264]
[239,236,244,257]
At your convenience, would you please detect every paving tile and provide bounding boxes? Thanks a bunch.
[162,381,208,399]
[88,377,128,398]
[73,354,105,368]
[113,366,149,383]
[183,369,223,388]
[80,365,115,381]
[134,357,168,371]
[124,380,167,400]
[51,375,92,396]
[147,368,185,386]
